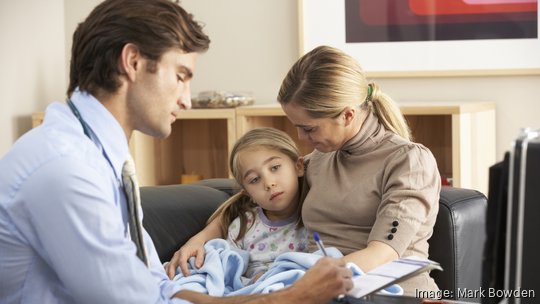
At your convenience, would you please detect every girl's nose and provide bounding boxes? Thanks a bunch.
[265,181,276,190]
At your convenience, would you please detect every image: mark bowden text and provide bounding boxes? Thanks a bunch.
[416,287,536,299]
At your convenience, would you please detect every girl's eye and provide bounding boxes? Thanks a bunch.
[248,176,260,184]
[270,164,281,172]
[177,74,185,82]
[302,127,315,133]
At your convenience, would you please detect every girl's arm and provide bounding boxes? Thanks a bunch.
[165,215,224,279]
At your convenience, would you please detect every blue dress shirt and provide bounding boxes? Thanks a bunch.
[0,90,190,303]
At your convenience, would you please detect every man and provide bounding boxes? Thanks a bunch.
[0,0,352,303]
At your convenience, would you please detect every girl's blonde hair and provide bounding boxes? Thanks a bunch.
[207,127,305,241]
[277,45,411,141]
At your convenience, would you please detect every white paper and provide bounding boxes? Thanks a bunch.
[347,257,441,298]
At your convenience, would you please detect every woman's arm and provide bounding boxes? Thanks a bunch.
[341,240,398,272]
[343,145,439,273]
[165,215,223,278]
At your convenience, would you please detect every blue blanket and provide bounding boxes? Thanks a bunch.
[170,239,403,296]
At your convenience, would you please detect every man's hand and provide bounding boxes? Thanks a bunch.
[287,257,353,303]
[173,257,353,304]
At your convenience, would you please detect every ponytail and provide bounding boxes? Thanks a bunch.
[207,190,257,242]
[367,82,411,141]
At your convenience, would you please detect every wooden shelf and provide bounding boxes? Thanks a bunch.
[32,112,45,128]
[130,108,236,186]
[236,105,312,156]
[31,101,495,193]
[236,102,495,194]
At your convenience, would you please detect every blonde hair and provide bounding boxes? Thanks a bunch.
[207,127,304,241]
[277,45,411,141]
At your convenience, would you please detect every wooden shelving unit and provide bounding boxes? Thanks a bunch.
[235,105,314,156]
[236,102,495,194]
[130,108,236,186]
[31,101,495,193]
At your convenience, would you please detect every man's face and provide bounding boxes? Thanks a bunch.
[127,49,198,138]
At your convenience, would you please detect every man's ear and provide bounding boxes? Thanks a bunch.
[342,106,356,126]
[118,43,141,83]
[296,156,305,177]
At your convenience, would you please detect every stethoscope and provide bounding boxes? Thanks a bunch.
[67,98,148,262]
[67,99,92,139]
[67,98,116,177]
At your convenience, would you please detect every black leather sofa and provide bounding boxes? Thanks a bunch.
[141,178,487,302]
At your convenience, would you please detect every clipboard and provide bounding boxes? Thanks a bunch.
[347,257,443,299]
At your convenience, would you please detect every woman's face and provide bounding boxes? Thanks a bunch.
[282,102,352,153]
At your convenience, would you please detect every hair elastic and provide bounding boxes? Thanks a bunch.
[365,83,373,102]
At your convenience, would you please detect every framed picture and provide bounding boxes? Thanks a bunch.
[299,0,540,77]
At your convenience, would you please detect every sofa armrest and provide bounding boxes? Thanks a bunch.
[429,186,487,301]
[141,184,231,263]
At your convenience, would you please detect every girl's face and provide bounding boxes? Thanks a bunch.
[282,102,354,153]
[237,147,304,221]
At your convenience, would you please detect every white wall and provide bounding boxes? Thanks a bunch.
[180,0,299,104]
[181,0,540,162]
[63,0,102,83]
[0,0,66,156]
[2,0,539,163]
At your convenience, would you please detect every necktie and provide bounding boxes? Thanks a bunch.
[122,155,148,266]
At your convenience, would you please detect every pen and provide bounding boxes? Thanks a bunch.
[313,232,329,256]
[314,232,346,301]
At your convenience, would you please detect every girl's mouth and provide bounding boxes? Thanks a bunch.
[270,192,283,200]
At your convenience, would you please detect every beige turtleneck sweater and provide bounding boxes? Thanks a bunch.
[303,112,441,296]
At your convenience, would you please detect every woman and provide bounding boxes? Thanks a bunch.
[277,45,440,295]
[168,45,440,296]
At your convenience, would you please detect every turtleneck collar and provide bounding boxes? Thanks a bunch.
[340,111,386,156]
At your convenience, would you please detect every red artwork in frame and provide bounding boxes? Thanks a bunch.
[300,0,540,76]
[346,0,537,43]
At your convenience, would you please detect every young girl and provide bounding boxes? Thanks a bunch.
[173,127,309,282]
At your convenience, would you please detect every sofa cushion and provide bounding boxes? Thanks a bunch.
[141,184,230,263]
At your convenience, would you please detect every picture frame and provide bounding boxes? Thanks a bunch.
[298,0,540,77]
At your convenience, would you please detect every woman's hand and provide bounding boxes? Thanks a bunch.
[166,238,206,279]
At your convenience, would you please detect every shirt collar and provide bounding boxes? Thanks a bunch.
[69,89,129,180]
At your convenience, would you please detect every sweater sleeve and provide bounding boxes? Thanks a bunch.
[367,143,441,256]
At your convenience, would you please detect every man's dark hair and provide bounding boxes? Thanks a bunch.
[67,0,210,96]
